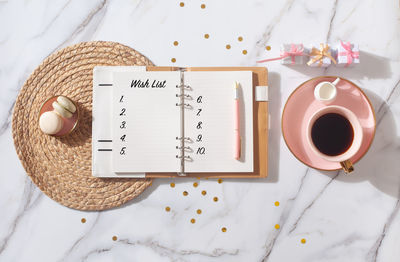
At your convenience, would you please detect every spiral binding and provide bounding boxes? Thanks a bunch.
[176,145,192,150]
[175,102,192,109]
[176,84,192,90]
[175,94,192,99]
[175,136,192,142]
[176,80,193,175]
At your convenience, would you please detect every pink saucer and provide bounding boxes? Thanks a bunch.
[282,76,376,171]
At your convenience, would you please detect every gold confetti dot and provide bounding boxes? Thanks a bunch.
[170,182,175,188]
[275,224,280,229]
[81,218,86,223]
[274,201,280,206]
[238,36,243,42]
[193,182,198,188]
[201,4,206,9]
[213,197,218,202]
[191,218,196,224]
[183,191,188,196]
[165,206,171,212]
[173,41,179,46]
[266,45,271,51]
[201,190,207,196]
[218,178,223,183]
[242,50,247,55]
[171,58,176,63]
[196,177,201,180]
[197,209,202,214]
[204,34,209,39]
[301,238,306,244]
[225,44,231,50]
[112,236,118,241]
[179,2,184,7]
[221,227,227,232]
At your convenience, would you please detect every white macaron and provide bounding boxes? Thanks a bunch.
[57,95,76,113]
[52,101,73,118]
[39,111,63,135]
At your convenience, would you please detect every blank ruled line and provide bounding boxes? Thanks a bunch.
[98,140,112,142]
[99,83,113,86]
[98,149,112,151]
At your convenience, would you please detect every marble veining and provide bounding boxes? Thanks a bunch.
[1,0,400,261]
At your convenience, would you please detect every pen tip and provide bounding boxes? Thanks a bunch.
[235,81,239,89]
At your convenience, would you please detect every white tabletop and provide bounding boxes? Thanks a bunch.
[1,1,400,261]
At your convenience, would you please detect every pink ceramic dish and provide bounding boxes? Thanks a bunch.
[39,96,79,137]
[282,76,376,171]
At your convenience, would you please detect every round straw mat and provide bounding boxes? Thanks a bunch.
[12,41,154,211]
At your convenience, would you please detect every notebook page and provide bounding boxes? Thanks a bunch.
[112,71,181,173]
[92,66,146,177]
[183,71,253,173]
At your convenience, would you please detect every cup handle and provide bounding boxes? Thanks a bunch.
[340,160,354,174]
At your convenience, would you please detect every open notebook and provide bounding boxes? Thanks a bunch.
[112,71,254,174]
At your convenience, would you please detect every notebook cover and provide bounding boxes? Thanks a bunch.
[145,66,268,178]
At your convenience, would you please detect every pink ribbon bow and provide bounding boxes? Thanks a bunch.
[338,41,359,66]
[257,44,305,64]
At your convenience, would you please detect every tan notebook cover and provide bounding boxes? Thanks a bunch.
[144,66,268,178]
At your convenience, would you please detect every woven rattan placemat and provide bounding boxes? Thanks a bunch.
[12,41,154,211]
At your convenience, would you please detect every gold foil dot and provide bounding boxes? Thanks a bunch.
[180,2,184,7]
[238,36,243,42]
[196,177,201,180]
[226,44,231,49]
[170,182,175,188]
[242,50,247,55]
[204,34,209,39]
[191,218,196,224]
[275,224,280,229]
[218,178,223,183]
[213,197,218,202]
[171,58,176,63]
[221,227,227,232]
[201,4,206,9]
[193,182,198,188]
[165,206,171,212]
[197,209,202,214]
[183,191,188,196]
[173,41,179,46]
[266,45,271,51]
[301,238,306,244]
[274,201,280,206]
[112,236,118,241]
[201,190,207,196]
[81,218,86,223]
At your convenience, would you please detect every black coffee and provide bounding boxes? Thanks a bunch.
[311,113,354,156]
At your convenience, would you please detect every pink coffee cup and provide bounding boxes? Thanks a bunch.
[306,105,363,173]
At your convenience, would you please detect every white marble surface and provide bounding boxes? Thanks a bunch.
[1,0,400,261]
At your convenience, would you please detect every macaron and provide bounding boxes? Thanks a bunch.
[52,101,73,118]
[39,111,63,135]
[57,96,76,113]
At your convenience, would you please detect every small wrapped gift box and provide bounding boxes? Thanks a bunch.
[336,41,359,67]
[280,44,308,65]
[307,43,337,67]
[257,43,307,65]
